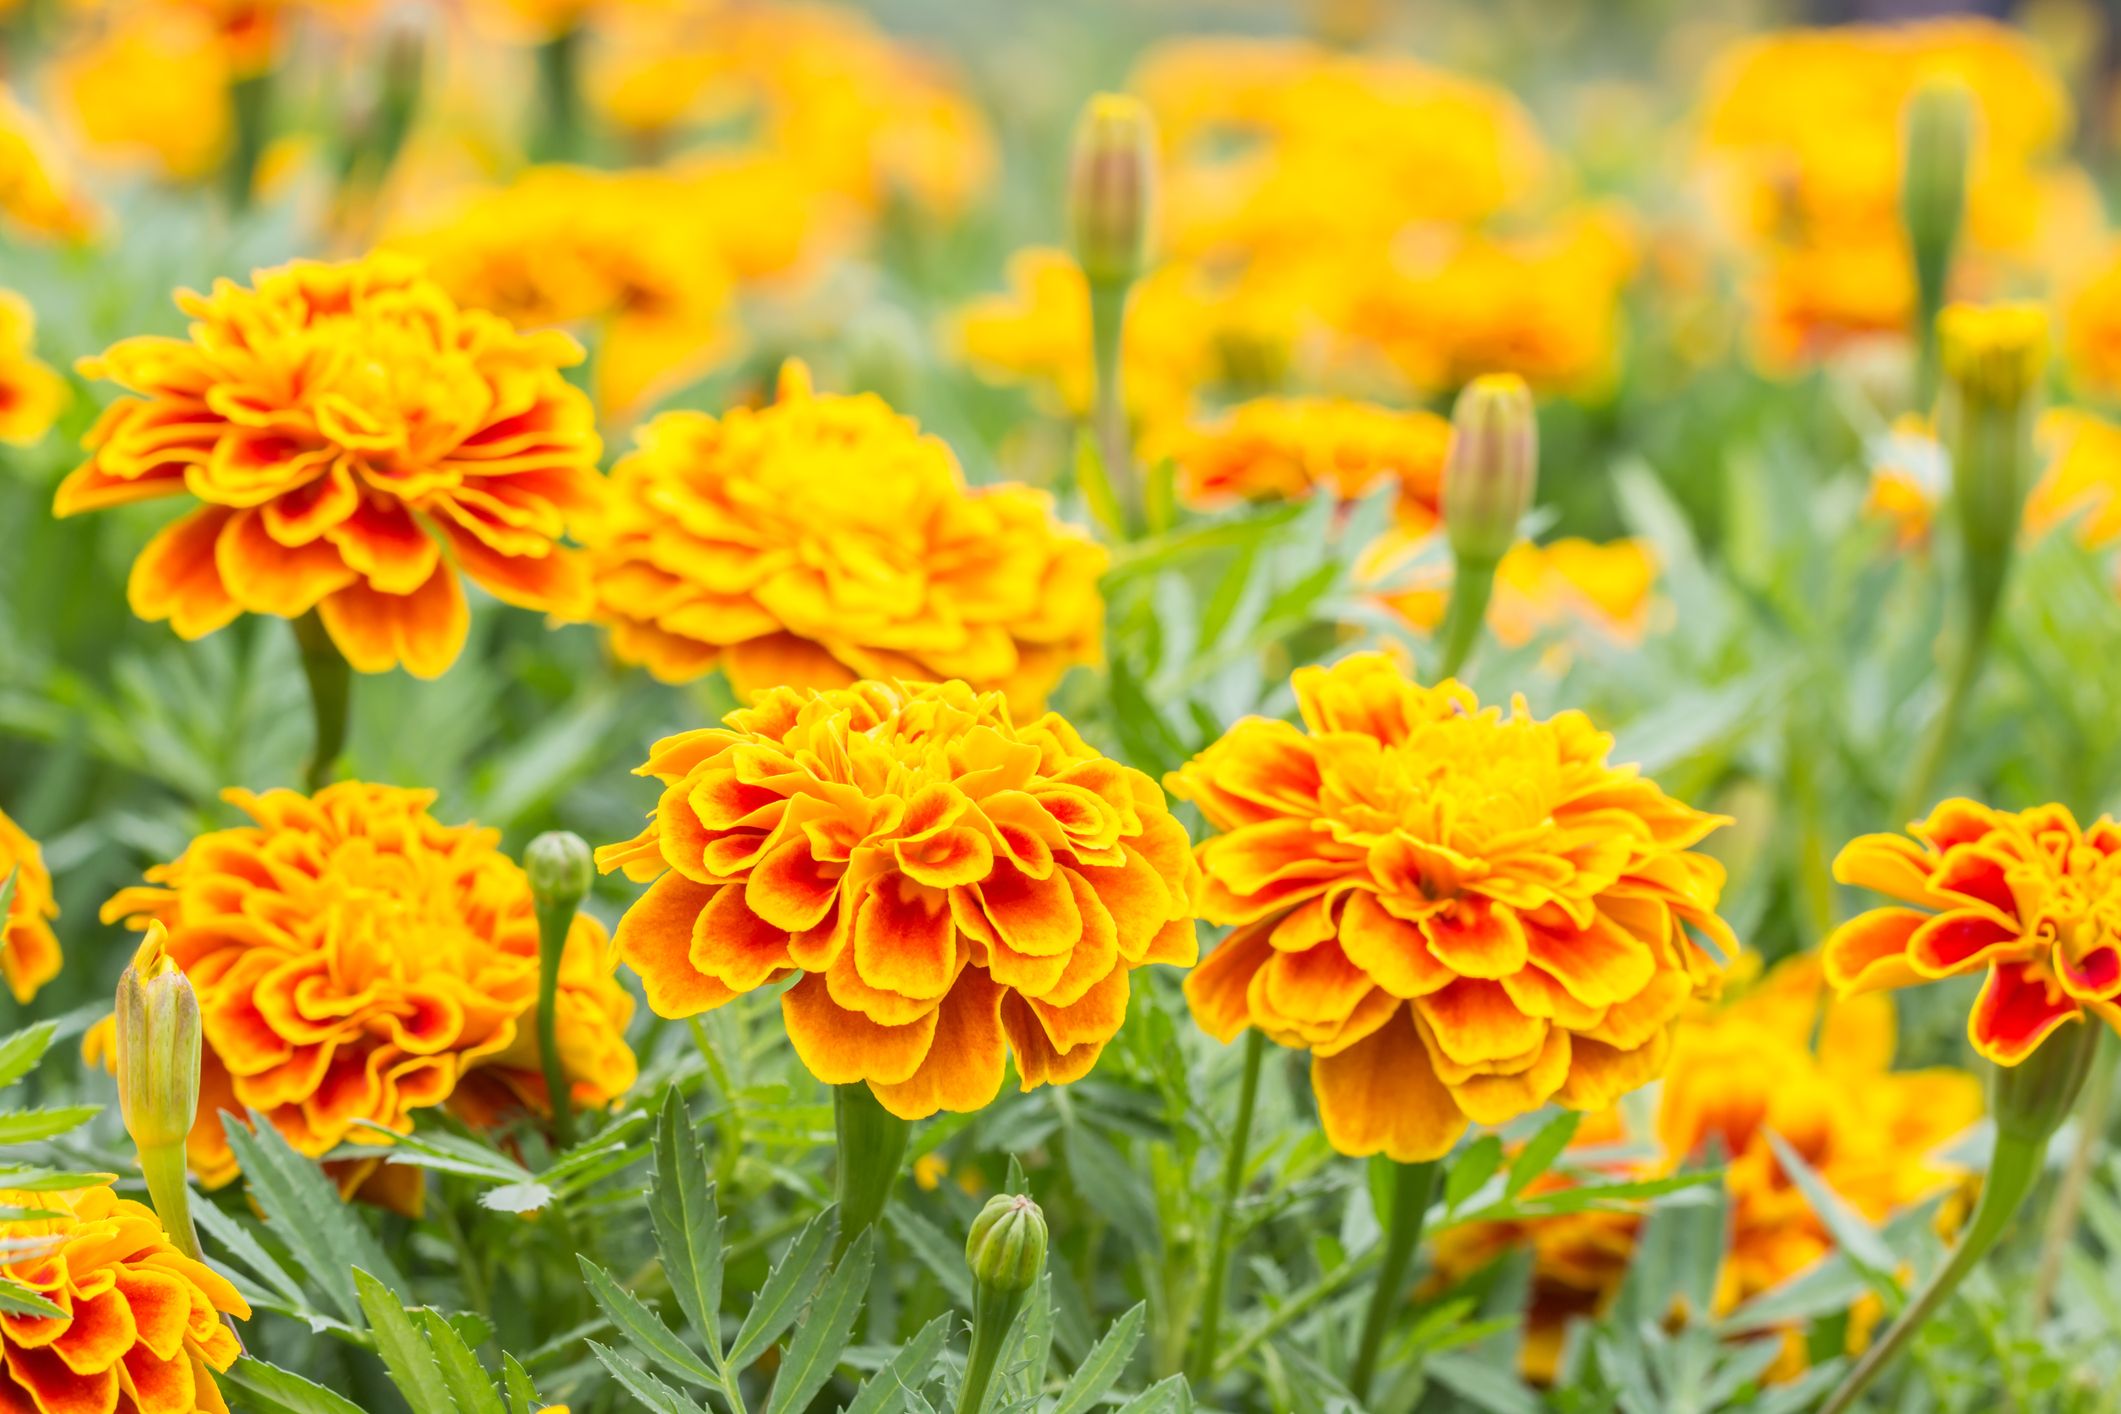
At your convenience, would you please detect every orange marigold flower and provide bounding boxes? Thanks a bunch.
[53,254,603,679]
[0,87,98,242]
[0,1181,250,1414]
[596,678,1200,1120]
[0,805,62,1004]
[1824,799,2121,1065]
[0,292,68,449]
[583,361,1105,715]
[51,10,234,182]
[99,783,637,1190]
[1171,653,1736,1163]
[1155,396,1450,517]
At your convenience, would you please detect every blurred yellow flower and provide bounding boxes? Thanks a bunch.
[0,87,98,241]
[1156,396,1450,515]
[0,804,62,1003]
[0,292,68,447]
[1372,537,1661,652]
[52,9,233,181]
[1864,406,2121,558]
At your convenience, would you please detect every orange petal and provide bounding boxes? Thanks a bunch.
[851,878,957,1002]
[214,506,357,615]
[328,496,439,595]
[1183,920,1274,1042]
[781,972,937,1086]
[1001,990,1106,1089]
[974,864,1082,958]
[1969,961,2081,1066]
[1420,897,1528,979]
[1524,913,1654,1009]
[691,884,794,991]
[870,969,1008,1119]
[614,872,736,1018]
[1556,1032,1670,1110]
[1251,939,1372,1027]
[440,520,589,617]
[1026,959,1129,1054]
[1821,907,1927,994]
[315,563,468,679]
[1449,1027,1571,1125]
[1339,890,1454,999]
[1415,978,1547,1067]
[1907,910,2025,980]
[744,840,842,933]
[128,505,240,639]
[1310,1004,1466,1162]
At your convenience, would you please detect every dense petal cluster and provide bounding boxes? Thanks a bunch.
[584,361,1105,714]
[0,1182,250,1414]
[53,254,603,678]
[1434,958,1981,1381]
[1173,653,1735,1163]
[100,783,637,1189]
[597,679,1200,1119]
[1824,799,2121,1064]
[1156,396,1450,515]
[0,805,62,1003]
[0,292,68,448]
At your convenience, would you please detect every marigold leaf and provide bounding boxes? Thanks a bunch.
[1446,1134,1506,1213]
[649,1086,725,1362]
[839,1311,951,1414]
[418,1308,507,1414]
[766,1227,875,1414]
[224,1110,405,1326]
[1763,1130,1901,1294]
[0,1105,99,1145]
[0,1022,55,1092]
[355,1121,533,1185]
[193,1200,313,1317]
[727,1203,839,1370]
[0,1276,63,1321]
[1049,1300,1145,1414]
[1504,1111,1582,1198]
[352,1268,456,1414]
[887,1204,974,1310]
[219,1355,369,1414]
[578,1253,717,1389]
[1112,1373,1193,1413]
[588,1340,708,1414]
[0,1167,113,1192]
[502,1355,541,1414]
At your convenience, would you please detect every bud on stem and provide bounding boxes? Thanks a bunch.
[1067,93,1156,536]
[1437,374,1538,679]
[114,925,205,1263]
[957,1195,1049,1414]
[526,831,593,1149]
[1902,79,1973,404]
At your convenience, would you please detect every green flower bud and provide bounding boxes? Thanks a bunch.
[1441,373,1538,567]
[1068,94,1155,289]
[114,924,201,1155]
[1902,79,1972,301]
[1937,301,2046,630]
[965,1193,1048,1296]
[526,830,593,914]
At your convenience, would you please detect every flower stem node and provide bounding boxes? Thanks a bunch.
[1068,94,1155,290]
[965,1193,1048,1296]
[1441,373,1538,569]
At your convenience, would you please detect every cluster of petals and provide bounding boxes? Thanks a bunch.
[1156,396,1450,516]
[1824,798,2121,1064]
[99,783,637,1190]
[53,254,604,679]
[0,805,62,1004]
[597,679,1200,1120]
[1173,653,1737,1163]
[583,361,1105,715]
[0,1181,249,1414]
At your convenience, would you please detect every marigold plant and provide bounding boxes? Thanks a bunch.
[53,254,604,679]
[98,782,637,1192]
[1172,652,1736,1162]
[0,1181,250,1414]
[583,360,1105,713]
[597,678,1200,1119]
[0,805,61,1003]
[1824,798,2121,1063]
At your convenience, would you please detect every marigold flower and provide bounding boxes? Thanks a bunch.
[0,87,98,242]
[1172,653,1735,1163]
[1156,397,1450,516]
[53,254,603,679]
[1823,799,2121,1064]
[1370,538,1661,653]
[51,10,234,182]
[583,360,1105,714]
[98,782,637,1190]
[0,1181,250,1414]
[596,678,1200,1120]
[0,292,68,448]
[0,805,62,1004]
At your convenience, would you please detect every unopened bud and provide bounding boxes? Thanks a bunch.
[526,831,593,915]
[1902,79,1972,296]
[1441,374,1538,566]
[1938,302,2048,412]
[1068,94,1155,288]
[965,1193,1048,1296]
[114,924,201,1155]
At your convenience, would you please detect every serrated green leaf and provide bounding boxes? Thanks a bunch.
[1505,1111,1582,1198]
[649,1087,724,1362]
[418,1308,506,1414]
[887,1204,974,1310]
[355,1122,533,1185]
[0,1023,56,1091]
[1113,1374,1192,1413]
[727,1203,838,1369]
[193,1200,313,1318]
[1426,1350,1539,1413]
[1049,1300,1144,1414]
[219,1356,370,1414]
[0,1106,100,1144]
[1763,1131,1900,1292]
[502,1355,540,1414]
[224,1111,404,1326]
[841,1312,950,1414]
[0,1277,64,1321]
[1446,1135,1505,1212]
[589,1340,707,1414]
[352,1268,455,1414]
[0,1168,113,1192]
[766,1227,874,1414]
[578,1254,717,1388]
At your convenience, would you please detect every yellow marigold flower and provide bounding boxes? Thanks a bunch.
[51,10,233,182]
[53,254,603,679]
[2060,242,2121,399]
[1155,397,1450,517]
[1171,653,1736,1163]
[1433,956,1981,1382]
[99,783,638,1190]
[583,360,1105,715]
[0,87,98,242]
[0,292,68,448]
[384,166,740,417]
[0,805,62,1004]
[1938,300,2050,405]
[1370,538,1661,652]
[597,678,1200,1119]
[1824,799,2121,1065]
[0,1180,250,1414]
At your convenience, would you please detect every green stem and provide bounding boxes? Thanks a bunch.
[1212,1245,1381,1379]
[1349,1159,1440,1402]
[140,1144,203,1264]
[2032,1029,2116,1316]
[532,896,578,1150]
[1435,557,1498,681]
[955,1280,1027,1414]
[1087,278,1137,534]
[226,70,271,211]
[292,612,350,794]
[532,27,583,164]
[1188,1030,1267,1386]
[832,1083,910,1254]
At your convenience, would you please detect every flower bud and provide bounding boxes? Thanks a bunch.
[1068,94,1155,289]
[1441,374,1538,567]
[114,923,201,1155]
[526,830,593,915]
[965,1193,1048,1296]
[1938,302,2048,413]
[1902,78,1972,301]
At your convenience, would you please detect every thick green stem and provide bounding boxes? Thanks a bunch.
[532,27,583,163]
[1087,278,1137,534]
[1349,1159,1440,1402]
[833,1083,910,1254]
[1821,1025,2099,1413]
[532,896,579,1150]
[140,1144,203,1263]
[1188,1030,1267,1385]
[1435,558,1498,681]
[293,612,350,794]
[226,70,271,211]
[955,1280,1027,1414]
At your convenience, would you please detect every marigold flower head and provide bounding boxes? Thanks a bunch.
[53,254,603,679]
[0,292,69,448]
[1824,799,2121,1065]
[0,806,62,1004]
[584,360,1105,715]
[596,679,1200,1120]
[99,783,637,1190]
[0,1181,250,1414]
[1156,397,1450,516]
[1172,653,1735,1163]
